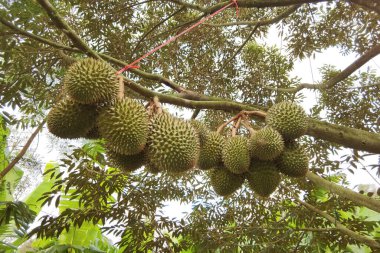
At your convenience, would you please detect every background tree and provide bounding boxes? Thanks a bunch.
[0,0,380,252]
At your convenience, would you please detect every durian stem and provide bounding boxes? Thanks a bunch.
[231,117,241,136]
[216,113,241,134]
[153,96,163,114]
[117,75,125,100]
[241,120,256,136]
[242,110,267,118]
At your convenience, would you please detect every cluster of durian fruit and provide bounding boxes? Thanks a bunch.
[47,58,309,199]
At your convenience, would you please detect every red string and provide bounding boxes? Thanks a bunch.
[117,1,238,75]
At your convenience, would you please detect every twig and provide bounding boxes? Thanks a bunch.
[0,121,45,180]
[287,186,380,249]
[36,0,101,60]
[191,109,200,119]
[231,117,242,136]
[264,44,380,93]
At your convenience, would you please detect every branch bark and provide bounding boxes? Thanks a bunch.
[36,0,101,60]
[207,4,300,27]
[0,121,45,181]
[292,192,380,249]
[305,171,380,213]
[266,44,380,93]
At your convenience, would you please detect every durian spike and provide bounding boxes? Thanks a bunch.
[231,117,241,136]
[117,75,125,100]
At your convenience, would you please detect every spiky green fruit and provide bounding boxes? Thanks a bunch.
[98,98,149,155]
[190,120,209,145]
[106,148,146,172]
[64,58,119,104]
[246,161,281,197]
[209,167,245,196]
[250,127,284,161]
[198,131,225,170]
[222,136,250,174]
[276,142,309,177]
[266,101,308,140]
[147,113,200,174]
[47,99,97,139]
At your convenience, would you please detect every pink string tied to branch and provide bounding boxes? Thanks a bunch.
[116,0,239,75]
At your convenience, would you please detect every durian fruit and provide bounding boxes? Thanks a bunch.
[106,148,146,173]
[98,98,149,155]
[209,166,245,196]
[265,101,308,140]
[47,99,97,139]
[147,113,200,174]
[276,142,309,177]
[246,160,281,197]
[222,136,250,174]
[63,58,119,104]
[190,120,209,145]
[198,131,225,170]
[250,127,284,161]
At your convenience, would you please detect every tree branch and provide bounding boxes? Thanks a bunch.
[265,44,380,93]
[36,0,101,60]
[291,191,380,249]
[203,0,329,14]
[0,121,45,181]
[305,171,380,213]
[207,4,300,27]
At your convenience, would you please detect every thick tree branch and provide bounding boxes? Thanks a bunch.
[306,171,380,213]
[266,44,380,93]
[36,0,101,60]
[307,119,380,155]
[291,192,380,249]
[0,121,45,181]
[208,4,300,27]
[168,0,329,13]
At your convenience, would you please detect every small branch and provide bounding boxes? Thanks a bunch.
[266,44,380,93]
[0,121,45,181]
[240,119,256,135]
[132,7,185,56]
[191,109,200,119]
[290,189,380,249]
[305,171,380,213]
[208,5,300,27]
[217,24,259,72]
[231,117,242,136]
[36,0,101,60]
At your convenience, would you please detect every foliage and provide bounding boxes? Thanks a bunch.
[0,0,380,252]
